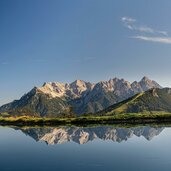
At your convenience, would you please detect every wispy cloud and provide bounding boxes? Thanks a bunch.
[121,16,136,30]
[121,16,170,44]
[133,36,171,44]
[122,16,168,36]
[121,16,168,36]
[122,17,136,24]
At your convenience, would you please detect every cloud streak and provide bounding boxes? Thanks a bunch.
[121,16,168,36]
[121,16,170,44]
[133,36,171,44]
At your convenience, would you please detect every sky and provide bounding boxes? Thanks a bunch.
[1,0,171,105]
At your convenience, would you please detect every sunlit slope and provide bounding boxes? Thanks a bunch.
[100,88,171,115]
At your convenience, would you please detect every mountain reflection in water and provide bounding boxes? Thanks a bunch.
[17,126,164,145]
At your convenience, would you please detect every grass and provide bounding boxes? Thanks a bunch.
[1,113,171,126]
[102,92,145,115]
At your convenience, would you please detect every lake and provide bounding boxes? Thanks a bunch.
[0,125,171,171]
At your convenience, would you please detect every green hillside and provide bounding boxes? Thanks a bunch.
[100,88,171,115]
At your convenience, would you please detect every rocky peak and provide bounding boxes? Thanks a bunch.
[131,81,138,85]
[37,82,66,98]
[110,77,119,83]
[71,79,85,86]
[69,80,94,97]
[139,76,155,86]
[70,80,87,90]
[139,76,162,91]
[141,76,150,82]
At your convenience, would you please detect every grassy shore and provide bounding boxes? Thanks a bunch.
[1,113,171,126]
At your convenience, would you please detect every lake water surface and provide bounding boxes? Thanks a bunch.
[0,125,171,171]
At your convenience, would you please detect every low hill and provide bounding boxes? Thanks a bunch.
[100,88,171,115]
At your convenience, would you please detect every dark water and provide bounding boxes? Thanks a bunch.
[0,125,171,171]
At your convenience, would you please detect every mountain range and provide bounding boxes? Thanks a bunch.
[17,126,164,145]
[0,76,162,117]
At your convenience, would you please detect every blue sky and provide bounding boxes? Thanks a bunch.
[1,0,171,105]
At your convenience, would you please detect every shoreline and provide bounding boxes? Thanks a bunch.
[1,113,171,126]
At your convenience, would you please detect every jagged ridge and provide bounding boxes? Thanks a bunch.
[0,76,162,117]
